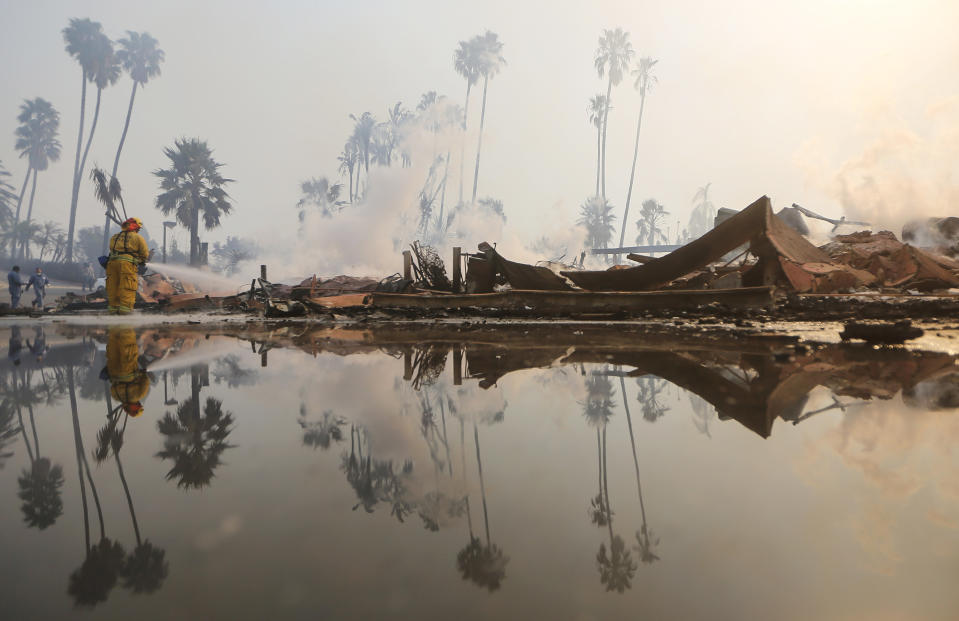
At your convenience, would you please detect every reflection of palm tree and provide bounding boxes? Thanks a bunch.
[16,388,64,529]
[596,424,637,592]
[156,395,235,490]
[635,375,669,422]
[456,416,509,591]
[583,374,615,526]
[97,388,169,593]
[68,538,126,607]
[0,399,19,470]
[620,377,659,565]
[299,406,346,450]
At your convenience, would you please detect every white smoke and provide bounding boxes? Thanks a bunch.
[796,95,959,237]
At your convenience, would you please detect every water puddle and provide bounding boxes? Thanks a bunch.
[1,321,957,619]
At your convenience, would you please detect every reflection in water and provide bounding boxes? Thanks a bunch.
[2,322,958,616]
[157,365,235,490]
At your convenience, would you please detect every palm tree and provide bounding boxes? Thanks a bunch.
[156,393,235,490]
[689,182,716,238]
[0,162,17,238]
[63,18,118,262]
[36,222,64,262]
[594,28,634,199]
[583,374,615,528]
[634,199,669,246]
[297,177,343,220]
[588,95,607,197]
[349,112,376,194]
[154,138,234,266]
[618,57,658,257]
[578,196,616,250]
[100,31,165,254]
[13,98,61,259]
[470,31,506,203]
[336,141,359,202]
[453,39,481,204]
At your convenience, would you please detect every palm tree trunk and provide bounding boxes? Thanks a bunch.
[472,419,491,546]
[68,367,91,552]
[66,73,89,264]
[436,151,450,238]
[115,450,141,546]
[101,82,139,254]
[18,168,39,260]
[620,377,648,525]
[595,125,601,197]
[459,82,472,205]
[190,193,200,266]
[348,165,354,203]
[600,76,613,199]
[471,76,490,204]
[16,405,35,464]
[9,166,31,257]
[602,425,614,545]
[618,93,648,259]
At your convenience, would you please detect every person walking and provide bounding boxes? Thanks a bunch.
[7,265,25,309]
[82,262,96,292]
[27,267,50,311]
[106,217,150,315]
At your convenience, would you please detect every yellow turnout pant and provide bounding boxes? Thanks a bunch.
[106,258,139,314]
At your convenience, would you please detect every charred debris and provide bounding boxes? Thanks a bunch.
[46,195,959,326]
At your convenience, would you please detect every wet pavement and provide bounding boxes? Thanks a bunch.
[1,319,958,620]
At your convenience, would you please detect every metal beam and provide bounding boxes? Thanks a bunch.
[590,245,682,255]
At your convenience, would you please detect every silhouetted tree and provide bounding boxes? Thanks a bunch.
[618,57,658,257]
[634,199,669,247]
[156,395,235,489]
[578,196,616,251]
[13,98,61,258]
[594,28,633,199]
[154,138,234,266]
[688,182,716,238]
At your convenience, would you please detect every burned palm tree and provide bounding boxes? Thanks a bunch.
[156,395,235,490]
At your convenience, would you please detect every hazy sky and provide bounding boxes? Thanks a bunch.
[2,0,957,261]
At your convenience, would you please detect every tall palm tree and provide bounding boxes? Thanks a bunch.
[349,112,376,194]
[336,141,359,202]
[578,195,616,250]
[13,98,61,259]
[634,199,669,246]
[453,39,481,204]
[100,31,165,254]
[594,28,634,199]
[588,95,607,197]
[297,177,343,220]
[470,31,506,203]
[0,162,17,239]
[688,182,716,238]
[154,138,234,266]
[63,18,117,262]
[618,57,658,257]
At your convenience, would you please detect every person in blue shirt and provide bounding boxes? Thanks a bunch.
[27,267,49,311]
[7,265,25,309]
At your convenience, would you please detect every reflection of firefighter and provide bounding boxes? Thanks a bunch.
[106,217,150,315]
[103,326,150,416]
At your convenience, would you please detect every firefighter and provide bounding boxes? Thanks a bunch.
[105,326,150,417]
[106,217,150,315]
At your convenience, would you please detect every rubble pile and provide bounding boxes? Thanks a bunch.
[820,231,959,291]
